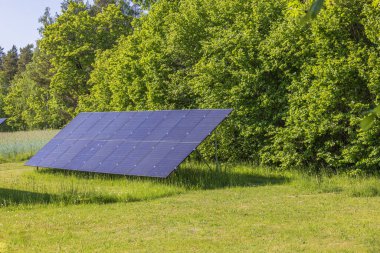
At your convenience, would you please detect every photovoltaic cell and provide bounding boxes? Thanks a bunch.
[0,118,6,125]
[25,109,232,178]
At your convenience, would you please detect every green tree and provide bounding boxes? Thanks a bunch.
[17,44,34,73]
[3,0,379,173]
[4,47,53,129]
[0,45,19,117]
[132,0,157,9]
[0,75,5,118]
[39,2,132,125]
[0,46,5,70]
[91,0,138,15]
[38,7,55,35]
[2,45,18,86]
[82,0,380,173]
[82,0,288,161]
[60,0,88,12]
[264,0,379,173]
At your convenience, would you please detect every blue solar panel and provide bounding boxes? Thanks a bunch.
[0,118,6,125]
[26,109,232,178]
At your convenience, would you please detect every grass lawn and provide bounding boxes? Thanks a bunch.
[0,162,379,252]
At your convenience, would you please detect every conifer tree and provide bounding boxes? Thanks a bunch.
[38,7,55,35]
[2,45,18,85]
[18,44,34,73]
[0,46,5,70]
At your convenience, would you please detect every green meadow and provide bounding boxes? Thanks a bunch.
[1,0,380,252]
[0,130,58,163]
[0,131,379,252]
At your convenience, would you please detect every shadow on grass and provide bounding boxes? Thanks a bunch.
[2,164,289,207]
[36,164,290,190]
[168,166,289,189]
[0,187,123,207]
[0,188,53,206]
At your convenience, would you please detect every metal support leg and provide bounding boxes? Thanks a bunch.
[214,138,220,172]
[195,149,213,171]
[214,127,221,172]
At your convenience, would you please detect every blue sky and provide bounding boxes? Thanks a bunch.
[0,0,63,52]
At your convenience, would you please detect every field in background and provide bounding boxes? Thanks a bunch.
[0,130,58,163]
[0,131,379,252]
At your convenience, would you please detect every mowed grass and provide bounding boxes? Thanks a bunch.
[0,130,58,163]
[0,162,379,252]
[0,131,379,252]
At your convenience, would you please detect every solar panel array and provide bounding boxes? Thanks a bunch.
[0,118,6,125]
[26,109,232,178]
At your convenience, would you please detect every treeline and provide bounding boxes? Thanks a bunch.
[0,45,34,117]
[1,0,380,173]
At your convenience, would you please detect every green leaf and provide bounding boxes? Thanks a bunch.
[360,105,380,131]
[373,105,380,115]
[360,113,376,131]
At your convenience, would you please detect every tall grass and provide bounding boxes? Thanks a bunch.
[293,171,380,197]
[1,161,379,208]
[0,162,290,207]
[0,130,58,163]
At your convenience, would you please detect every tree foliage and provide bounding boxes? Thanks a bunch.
[18,44,34,73]
[39,2,133,125]
[2,0,380,173]
[0,45,19,118]
[1,46,19,88]
[4,47,53,129]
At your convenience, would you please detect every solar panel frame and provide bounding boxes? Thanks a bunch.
[25,109,232,178]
